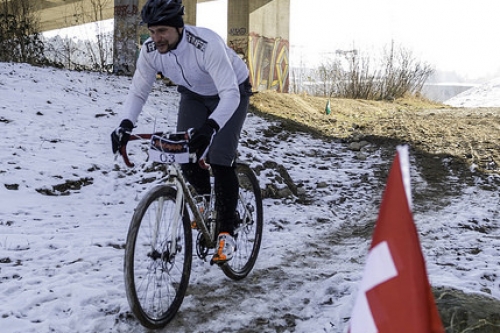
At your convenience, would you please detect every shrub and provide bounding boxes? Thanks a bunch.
[0,0,45,64]
[307,41,434,100]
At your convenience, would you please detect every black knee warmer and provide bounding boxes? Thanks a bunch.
[181,163,211,195]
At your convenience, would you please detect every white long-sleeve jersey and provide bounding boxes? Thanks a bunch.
[123,25,249,130]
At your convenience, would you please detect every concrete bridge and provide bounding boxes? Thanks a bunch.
[37,0,290,92]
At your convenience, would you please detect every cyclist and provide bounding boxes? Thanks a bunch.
[111,0,252,263]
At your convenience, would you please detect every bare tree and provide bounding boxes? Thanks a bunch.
[71,0,113,71]
[0,0,44,64]
[311,42,434,101]
[378,41,434,100]
[344,50,379,99]
[316,62,333,97]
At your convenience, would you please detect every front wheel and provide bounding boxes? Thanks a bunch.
[221,163,263,280]
[124,185,192,329]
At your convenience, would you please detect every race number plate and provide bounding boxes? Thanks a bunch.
[149,134,190,164]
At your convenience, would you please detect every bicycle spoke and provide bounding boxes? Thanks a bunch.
[221,163,263,280]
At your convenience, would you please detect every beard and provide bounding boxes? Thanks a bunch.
[156,41,171,54]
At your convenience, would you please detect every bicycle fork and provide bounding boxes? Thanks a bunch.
[149,194,180,265]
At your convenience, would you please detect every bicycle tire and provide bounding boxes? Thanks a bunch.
[221,163,263,280]
[124,185,192,329]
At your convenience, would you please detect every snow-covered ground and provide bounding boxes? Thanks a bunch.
[445,77,500,107]
[1,62,499,333]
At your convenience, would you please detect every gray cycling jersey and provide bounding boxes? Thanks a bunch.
[123,25,249,130]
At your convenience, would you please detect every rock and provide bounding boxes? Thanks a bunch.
[434,286,500,332]
[349,142,362,151]
[348,140,370,152]
[316,181,329,188]
[4,184,19,190]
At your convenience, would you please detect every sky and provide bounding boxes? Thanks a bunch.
[197,0,500,81]
[1,61,500,332]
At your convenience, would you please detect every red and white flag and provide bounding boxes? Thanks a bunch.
[349,146,444,333]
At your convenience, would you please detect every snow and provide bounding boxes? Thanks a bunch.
[445,77,500,107]
[1,62,499,333]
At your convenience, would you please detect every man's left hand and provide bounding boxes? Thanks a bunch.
[188,119,220,158]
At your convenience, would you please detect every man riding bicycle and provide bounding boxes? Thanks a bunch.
[111,0,252,263]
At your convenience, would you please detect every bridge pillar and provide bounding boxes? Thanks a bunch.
[183,0,197,25]
[113,0,141,75]
[228,0,290,92]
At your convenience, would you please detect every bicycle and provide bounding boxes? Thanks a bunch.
[117,132,263,329]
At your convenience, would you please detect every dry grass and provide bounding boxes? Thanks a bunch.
[250,90,500,174]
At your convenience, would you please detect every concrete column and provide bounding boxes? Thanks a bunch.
[113,0,141,75]
[228,0,290,92]
[251,0,289,92]
[250,0,289,40]
[183,0,197,26]
[227,0,250,59]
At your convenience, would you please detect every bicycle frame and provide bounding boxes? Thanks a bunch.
[163,162,258,253]
[164,163,218,248]
[119,133,218,249]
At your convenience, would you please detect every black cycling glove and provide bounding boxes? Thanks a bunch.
[188,119,220,159]
[111,119,134,154]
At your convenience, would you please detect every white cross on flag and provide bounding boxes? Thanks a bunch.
[349,146,445,333]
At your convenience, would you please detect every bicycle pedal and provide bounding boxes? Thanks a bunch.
[209,258,225,266]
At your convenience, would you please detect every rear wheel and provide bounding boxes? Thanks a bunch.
[124,185,192,329]
[221,163,263,280]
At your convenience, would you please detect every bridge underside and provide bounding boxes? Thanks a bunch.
[38,0,217,31]
[37,0,290,92]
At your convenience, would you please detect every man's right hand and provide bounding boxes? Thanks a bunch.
[111,119,134,154]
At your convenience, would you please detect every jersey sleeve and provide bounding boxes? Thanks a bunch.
[203,37,241,129]
[123,43,158,125]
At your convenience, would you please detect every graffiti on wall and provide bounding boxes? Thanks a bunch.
[114,5,138,17]
[247,32,289,93]
[247,33,290,92]
[229,27,247,36]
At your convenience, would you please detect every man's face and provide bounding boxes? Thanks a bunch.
[148,25,181,54]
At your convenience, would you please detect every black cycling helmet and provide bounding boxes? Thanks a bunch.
[141,0,185,27]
